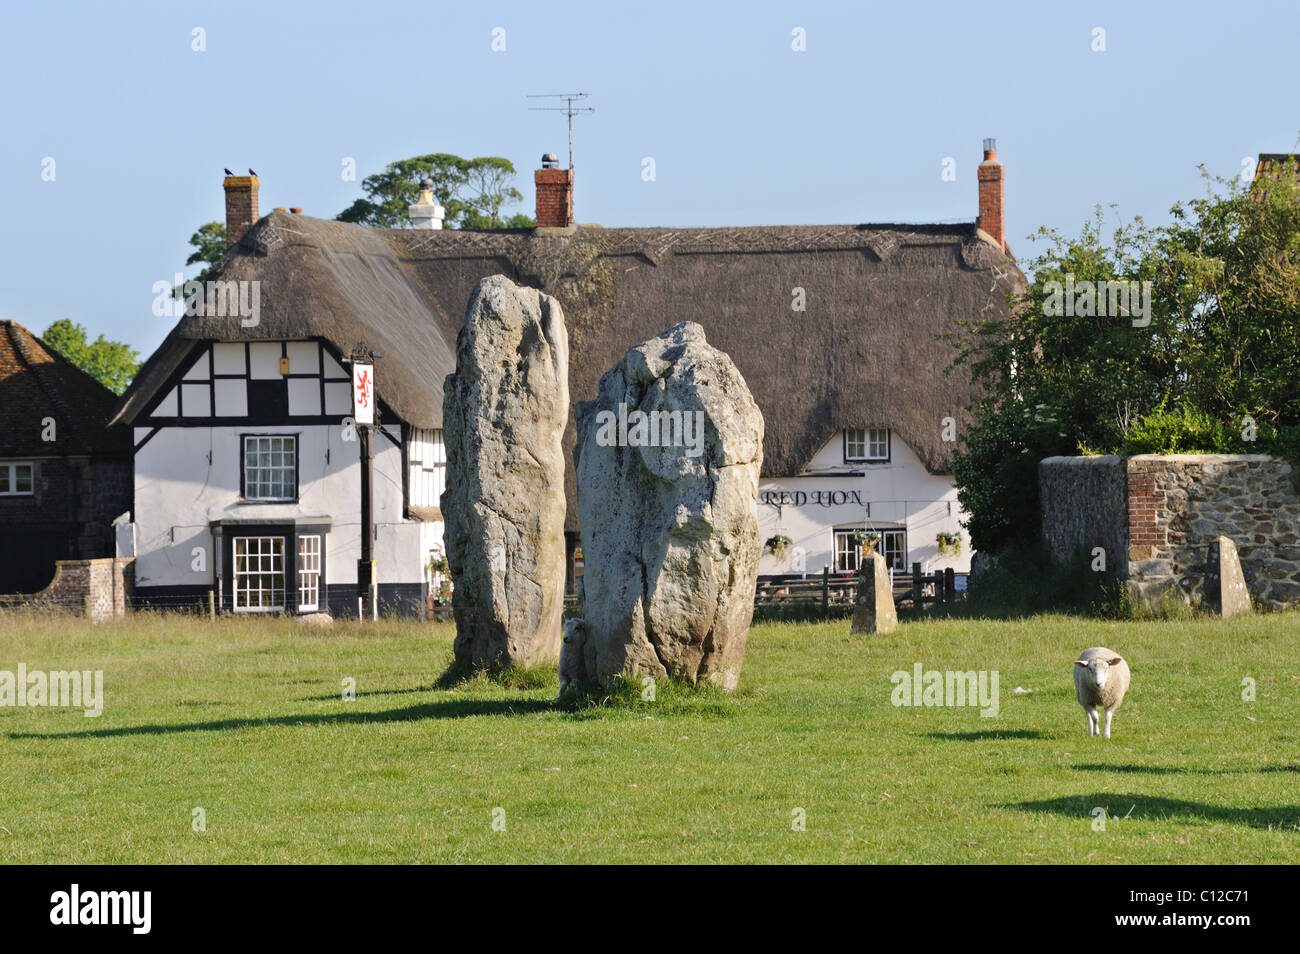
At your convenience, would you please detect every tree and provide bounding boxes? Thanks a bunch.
[175,222,227,298]
[1159,161,1300,427]
[41,319,140,395]
[949,210,1174,551]
[337,153,533,229]
[950,160,1300,554]
[461,156,525,228]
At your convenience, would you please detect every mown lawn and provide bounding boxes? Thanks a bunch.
[0,610,1297,863]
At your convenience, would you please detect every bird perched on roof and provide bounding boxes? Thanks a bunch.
[248,167,257,177]
[224,168,234,176]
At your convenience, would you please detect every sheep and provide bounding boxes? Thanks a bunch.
[1073,647,1131,738]
[557,618,589,701]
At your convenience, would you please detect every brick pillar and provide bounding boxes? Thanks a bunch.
[1127,460,1165,561]
[224,175,260,248]
[976,140,1005,254]
[534,167,574,228]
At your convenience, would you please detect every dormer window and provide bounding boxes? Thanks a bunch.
[844,428,889,463]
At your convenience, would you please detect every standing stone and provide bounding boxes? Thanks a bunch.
[574,322,763,690]
[851,550,897,634]
[441,275,569,671]
[1205,535,1252,618]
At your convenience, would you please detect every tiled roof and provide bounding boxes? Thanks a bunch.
[0,320,129,457]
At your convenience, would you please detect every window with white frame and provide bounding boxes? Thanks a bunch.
[233,536,286,611]
[834,528,906,573]
[243,435,297,501]
[879,530,907,572]
[0,462,34,496]
[298,535,321,612]
[407,428,446,508]
[834,530,860,573]
[844,428,889,462]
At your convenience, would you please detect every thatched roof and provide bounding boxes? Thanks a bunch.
[116,211,1026,527]
[1,320,128,457]
[111,216,457,429]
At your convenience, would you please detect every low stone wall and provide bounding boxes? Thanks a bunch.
[1039,455,1127,573]
[1040,454,1300,610]
[0,558,134,622]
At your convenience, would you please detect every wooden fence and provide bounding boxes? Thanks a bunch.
[556,562,963,619]
[755,563,961,618]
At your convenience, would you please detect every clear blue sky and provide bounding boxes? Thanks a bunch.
[1,0,1296,358]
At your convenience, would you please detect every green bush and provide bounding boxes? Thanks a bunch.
[1118,401,1237,455]
[952,403,1077,553]
[1119,403,1300,473]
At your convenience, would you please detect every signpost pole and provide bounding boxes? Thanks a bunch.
[350,343,381,621]
[360,422,374,615]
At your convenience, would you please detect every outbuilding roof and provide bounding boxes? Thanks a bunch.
[1,320,129,457]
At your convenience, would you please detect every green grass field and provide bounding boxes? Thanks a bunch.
[1,610,1297,863]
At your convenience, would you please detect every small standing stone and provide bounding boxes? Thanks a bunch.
[1205,535,1252,618]
[851,550,897,634]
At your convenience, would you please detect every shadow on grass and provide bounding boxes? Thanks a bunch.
[1007,793,1300,829]
[1072,763,1183,775]
[925,730,1047,741]
[434,659,555,692]
[7,698,555,740]
[298,686,435,702]
[1074,763,1300,776]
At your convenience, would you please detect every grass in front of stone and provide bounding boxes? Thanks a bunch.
[0,610,1298,863]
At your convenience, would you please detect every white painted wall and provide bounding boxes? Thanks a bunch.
[132,422,422,589]
[756,430,971,578]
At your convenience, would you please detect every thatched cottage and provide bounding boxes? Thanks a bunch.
[112,143,1025,615]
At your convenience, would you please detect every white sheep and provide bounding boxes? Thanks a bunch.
[1073,647,1131,738]
[557,618,589,700]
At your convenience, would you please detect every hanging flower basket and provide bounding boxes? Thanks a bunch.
[764,534,794,560]
[936,531,962,556]
[855,529,880,555]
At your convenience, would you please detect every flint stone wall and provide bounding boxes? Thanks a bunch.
[1040,454,1300,610]
[1038,455,1128,575]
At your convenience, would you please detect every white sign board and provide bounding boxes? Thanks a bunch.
[352,363,374,425]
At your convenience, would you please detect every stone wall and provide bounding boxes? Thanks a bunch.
[1040,454,1300,610]
[1039,456,1127,574]
[0,557,134,622]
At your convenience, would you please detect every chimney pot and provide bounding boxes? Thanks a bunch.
[976,139,1006,255]
[541,153,559,169]
[223,173,260,249]
[409,177,445,230]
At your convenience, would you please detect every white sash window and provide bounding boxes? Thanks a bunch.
[233,536,286,611]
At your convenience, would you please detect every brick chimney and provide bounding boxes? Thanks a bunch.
[976,139,1005,254]
[534,153,574,228]
[223,174,260,249]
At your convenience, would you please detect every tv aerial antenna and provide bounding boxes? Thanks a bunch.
[527,93,594,168]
